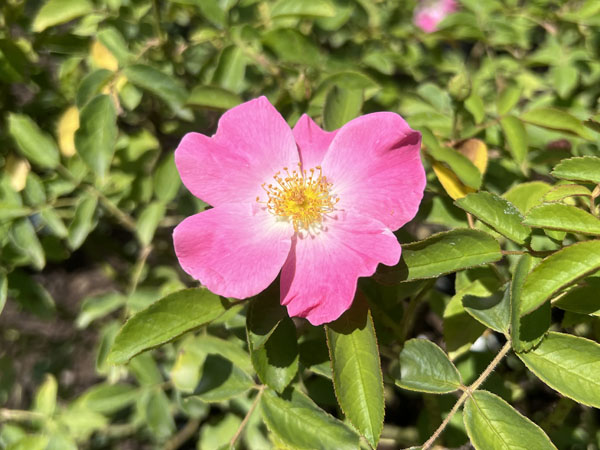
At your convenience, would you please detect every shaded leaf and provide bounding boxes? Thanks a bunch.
[500,115,528,165]
[323,86,362,131]
[393,338,461,394]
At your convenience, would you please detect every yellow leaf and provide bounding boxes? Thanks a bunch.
[91,40,118,72]
[459,139,488,174]
[57,106,80,157]
[433,138,488,200]
[433,162,475,200]
[6,154,30,192]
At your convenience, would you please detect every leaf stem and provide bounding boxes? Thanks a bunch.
[421,340,511,449]
[230,385,265,448]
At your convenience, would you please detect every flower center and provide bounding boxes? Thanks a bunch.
[259,164,338,232]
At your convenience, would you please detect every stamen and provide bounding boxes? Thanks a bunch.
[258,163,339,233]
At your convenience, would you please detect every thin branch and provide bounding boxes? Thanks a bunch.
[0,409,45,422]
[164,418,201,450]
[421,341,511,449]
[230,386,265,448]
[466,212,475,229]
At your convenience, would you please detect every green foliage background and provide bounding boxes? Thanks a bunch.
[1,0,600,449]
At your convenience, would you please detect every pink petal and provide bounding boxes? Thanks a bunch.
[292,114,338,169]
[173,203,293,299]
[280,211,401,325]
[321,112,425,232]
[175,97,299,206]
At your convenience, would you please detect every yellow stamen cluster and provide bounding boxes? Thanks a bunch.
[258,164,338,232]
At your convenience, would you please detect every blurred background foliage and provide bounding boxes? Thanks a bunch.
[1,0,600,448]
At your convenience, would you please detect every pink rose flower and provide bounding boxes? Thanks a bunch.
[173,97,425,325]
[414,0,457,33]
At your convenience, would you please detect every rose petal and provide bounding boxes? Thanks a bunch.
[321,112,425,231]
[174,203,293,299]
[293,114,338,169]
[175,96,299,206]
[280,211,401,325]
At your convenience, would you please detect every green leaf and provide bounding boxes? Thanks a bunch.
[511,255,550,352]
[455,192,531,245]
[463,285,510,334]
[261,387,359,450]
[10,218,45,270]
[247,290,299,393]
[123,64,188,111]
[193,353,254,402]
[77,383,138,415]
[76,69,113,109]
[7,270,55,318]
[263,29,321,66]
[323,86,363,131]
[551,156,600,184]
[543,184,592,202]
[496,82,521,116]
[33,374,57,416]
[76,292,126,329]
[211,46,247,93]
[40,208,68,239]
[518,332,600,408]
[107,288,234,364]
[74,95,117,180]
[520,241,600,315]
[270,0,336,18]
[393,338,462,394]
[187,85,242,110]
[503,181,552,214]
[7,113,60,169]
[153,154,180,203]
[524,203,600,235]
[67,193,97,250]
[195,0,226,27]
[326,295,384,448]
[465,92,485,123]
[444,285,487,355]
[423,130,482,190]
[464,390,556,450]
[136,201,165,246]
[553,278,600,315]
[521,107,594,140]
[552,65,578,99]
[32,0,94,32]
[500,115,528,165]
[97,27,131,66]
[146,388,175,440]
[376,229,502,283]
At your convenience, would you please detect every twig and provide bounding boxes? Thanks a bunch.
[0,409,45,422]
[466,212,475,229]
[230,386,265,448]
[164,418,201,450]
[421,341,511,449]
